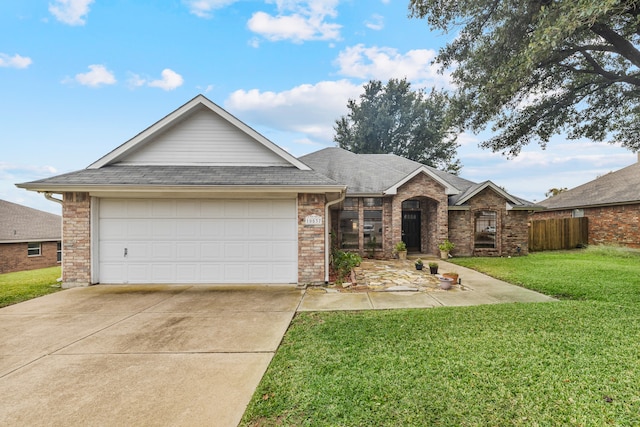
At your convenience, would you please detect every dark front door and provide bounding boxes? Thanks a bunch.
[402,211,421,252]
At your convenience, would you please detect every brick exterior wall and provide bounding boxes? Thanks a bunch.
[533,203,640,248]
[298,193,326,285]
[62,192,92,287]
[390,173,448,257]
[0,241,60,274]
[449,188,530,256]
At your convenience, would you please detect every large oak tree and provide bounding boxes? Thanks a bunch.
[334,78,461,173]
[410,0,640,156]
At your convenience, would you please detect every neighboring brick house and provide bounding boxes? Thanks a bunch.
[301,148,540,259]
[0,199,61,274]
[17,95,539,288]
[535,154,640,248]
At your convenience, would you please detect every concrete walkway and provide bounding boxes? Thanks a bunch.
[0,266,554,426]
[298,259,556,311]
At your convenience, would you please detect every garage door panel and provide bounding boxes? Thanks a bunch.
[225,201,247,217]
[151,200,176,217]
[176,264,199,282]
[272,220,297,239]
[127,264,151,283]
[224,264,247,282]
[200,242,223,259]
[224,242,246,259]
[224,220,247,238]
[126,221,151,239]
[99,198,298,284]
[271,264,297,282]
[272,242,297,259]
[271,200,296,217]
[126,200,152,218]
[99,219,128,239]
[151,264,175,283]
[152,243,174,259]
[200,221,224,238]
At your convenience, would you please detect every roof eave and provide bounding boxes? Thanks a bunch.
[16,183,346,194]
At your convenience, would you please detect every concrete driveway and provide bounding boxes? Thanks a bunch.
[0,285,304,427]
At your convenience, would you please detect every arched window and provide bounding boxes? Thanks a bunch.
[474,211,497,248]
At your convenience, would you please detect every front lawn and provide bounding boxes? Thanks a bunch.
[241,248,640,426]
[0,266,62,308]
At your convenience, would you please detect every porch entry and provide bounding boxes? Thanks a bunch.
[402,211,421,252]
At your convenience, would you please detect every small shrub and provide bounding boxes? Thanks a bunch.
[332,249,362,283]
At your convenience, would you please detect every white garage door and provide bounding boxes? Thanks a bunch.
[98,199,298,284]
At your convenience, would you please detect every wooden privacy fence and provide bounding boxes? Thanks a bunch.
[528,217,589,251]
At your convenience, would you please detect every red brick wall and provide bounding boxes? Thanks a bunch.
[449,188,530,256]
[0,241,60,274]
[391,173,448,257]
[62,192,92,287]
[533,203,640,248]
[298,193,326,285]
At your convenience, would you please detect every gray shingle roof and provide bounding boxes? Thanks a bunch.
[18,165,341,189]
[0,199,61,243]
[538,159,640,209]
[300,147,537,207]
[299,147,476,194]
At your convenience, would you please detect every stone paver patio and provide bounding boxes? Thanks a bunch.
[310,258,461,293]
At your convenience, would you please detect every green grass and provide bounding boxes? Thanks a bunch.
[241,248,640,426]
[0,266,62,308]
[451,246,640,303]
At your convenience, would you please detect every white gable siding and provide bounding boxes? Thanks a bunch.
[120,106,291,166]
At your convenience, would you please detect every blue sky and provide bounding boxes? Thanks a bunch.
[2,0,637,215]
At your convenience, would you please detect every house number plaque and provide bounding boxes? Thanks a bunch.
[304,214,323,225]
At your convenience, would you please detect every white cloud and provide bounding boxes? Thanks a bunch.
[248,0,341,43]
[148,69,184,91]
[73,64,116,87]
[365,14,384,31]
[0,53,32,69]
[184,0,239,18]
[49,0,94,26]
[334,44,452,88]
[128,69,184,91]
[226,79,362,144]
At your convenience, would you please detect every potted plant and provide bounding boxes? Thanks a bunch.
[438,276,454,290]
[415,258,424,270]
[443,271,459,284]
[394,241,407,260]
[438,239,455,260]
[428,262,438,274]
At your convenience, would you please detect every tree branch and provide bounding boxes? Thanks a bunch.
[590,22,640,68]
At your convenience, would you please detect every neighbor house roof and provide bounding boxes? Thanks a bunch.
[538,157,640,210]
[0,199,61,243]
[300,147,538,209]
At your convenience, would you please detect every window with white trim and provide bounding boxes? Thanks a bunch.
[57,242,62,262]
[28,242,42,257]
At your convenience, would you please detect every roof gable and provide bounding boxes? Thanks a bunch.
[89,95,310,170]
[453,181,524,206]
[384,166,459,195]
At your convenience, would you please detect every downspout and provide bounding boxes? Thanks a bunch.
[43,192,64,283]
[324,191,346,283]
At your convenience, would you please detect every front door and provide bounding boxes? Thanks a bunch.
[402,211,421,252]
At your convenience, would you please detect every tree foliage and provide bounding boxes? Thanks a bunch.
[334,78,460,173]
[409,0,640,156]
